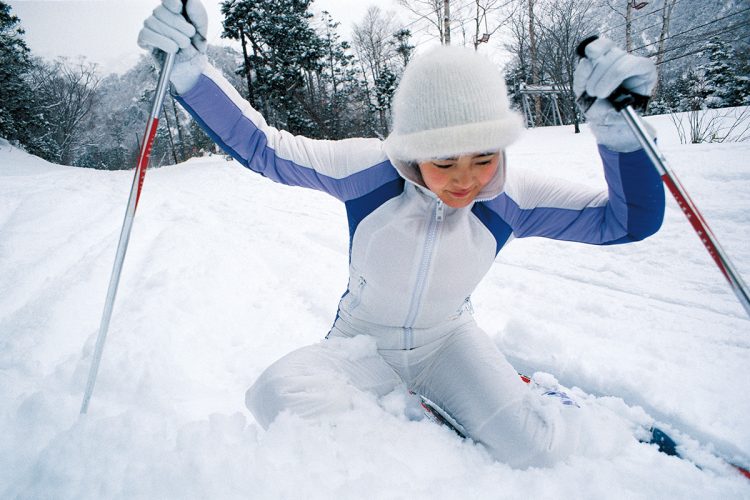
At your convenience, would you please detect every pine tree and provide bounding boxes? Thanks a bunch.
[221,0,324,136]
[393,29,414,69]
[737,47,750,106]
[677,68,710,112]
[312,11,362,138]
[701,37,743,108]
[0,2,55,158]
[374,66,397,121]
[0,2,31,141]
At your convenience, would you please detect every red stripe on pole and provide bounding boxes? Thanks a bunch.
[135,117,159,208]
[660,173,731,282]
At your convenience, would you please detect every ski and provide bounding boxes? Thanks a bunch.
[646,422,750,481]
[518,374,750,481]
[417,374,750,482]
[419,393,468,438]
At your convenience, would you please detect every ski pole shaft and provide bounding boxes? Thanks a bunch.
[80,51,176,414]
[618,106,750,318]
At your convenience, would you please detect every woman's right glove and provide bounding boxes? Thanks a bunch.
[137,0,208,94]
[573,37,657,152]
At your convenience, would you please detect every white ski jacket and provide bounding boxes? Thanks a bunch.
[176,66,665,346]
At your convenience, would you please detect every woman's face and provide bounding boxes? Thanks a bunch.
[418,152,501,208]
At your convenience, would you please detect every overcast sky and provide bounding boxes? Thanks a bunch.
[9,0,406,74]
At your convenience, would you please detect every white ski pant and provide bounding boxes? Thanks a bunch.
[246,312,581,468]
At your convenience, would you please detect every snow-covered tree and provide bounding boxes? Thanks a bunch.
[207,45,246,98]
[374,65,398,120]
[393,29,414,68]
[352,6,404,136]
[0,2,56,159]
[221,0,324,136]
[26,57,100,165]
[75,56,156,169]
[0,2,30,139]
[311,11,360,138]
[701,37,746,108]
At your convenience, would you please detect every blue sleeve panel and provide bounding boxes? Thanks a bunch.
[597,146,665,245]
[344,178,405,249]
[471,203,514,256]
[174,75,400,203]
[486,146,665,246]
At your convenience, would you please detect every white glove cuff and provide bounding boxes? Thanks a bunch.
[586,100,656,153]
[170,53,207,94]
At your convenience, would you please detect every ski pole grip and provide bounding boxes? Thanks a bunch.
[576,35,650,113]
[576,35,599,58]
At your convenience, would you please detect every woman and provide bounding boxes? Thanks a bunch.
[138,0,664,468]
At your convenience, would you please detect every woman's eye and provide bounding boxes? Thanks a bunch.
[432,163,454,169]
[474,159,493,166]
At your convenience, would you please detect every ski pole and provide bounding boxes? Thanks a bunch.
[80,50,177,415]
[618,105,750,318]
[576,36,750,319]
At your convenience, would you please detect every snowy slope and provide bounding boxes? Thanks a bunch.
[1,112,749,499]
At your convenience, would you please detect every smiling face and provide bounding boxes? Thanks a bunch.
[417,152,501,208]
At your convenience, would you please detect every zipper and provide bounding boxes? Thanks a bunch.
[435,200,445,222]
[402,200,444,349]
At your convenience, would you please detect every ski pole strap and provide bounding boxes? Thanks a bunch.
[576,84,650,113]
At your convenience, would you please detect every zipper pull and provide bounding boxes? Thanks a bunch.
[464,297,474,314]
[435,200,444,222]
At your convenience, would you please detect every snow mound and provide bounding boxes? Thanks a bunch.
[1,114,749,498]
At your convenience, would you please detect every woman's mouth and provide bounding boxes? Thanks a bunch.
[448,189,473,198]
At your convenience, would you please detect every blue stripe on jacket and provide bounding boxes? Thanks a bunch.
[175,75,400,203]
[177,74,664,251]
[487,146,664,245]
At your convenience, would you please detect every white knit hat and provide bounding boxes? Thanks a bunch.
[384,45,524,164]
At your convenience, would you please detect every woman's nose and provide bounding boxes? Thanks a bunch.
[453,166,472,186]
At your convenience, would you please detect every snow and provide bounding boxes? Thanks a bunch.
[1,111,749,499]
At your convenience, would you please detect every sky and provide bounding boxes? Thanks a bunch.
[8,0,405,74]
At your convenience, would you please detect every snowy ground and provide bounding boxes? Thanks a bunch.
[1,111,749,499]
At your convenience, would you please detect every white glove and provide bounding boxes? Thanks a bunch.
[137,0,208,94]
[573,37,657,152]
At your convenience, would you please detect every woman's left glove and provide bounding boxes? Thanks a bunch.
[573,37,657,152]
[137,0,208,94]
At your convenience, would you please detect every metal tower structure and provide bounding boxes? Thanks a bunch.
[519,83,564,128]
